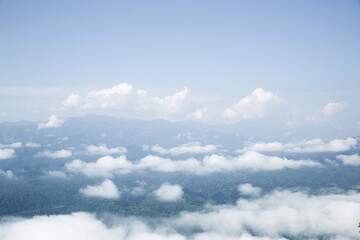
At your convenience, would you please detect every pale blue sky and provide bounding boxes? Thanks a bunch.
[0,0,359,133]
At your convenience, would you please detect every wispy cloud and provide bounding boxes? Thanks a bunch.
[0,142,22,148]
[36,150,72,158]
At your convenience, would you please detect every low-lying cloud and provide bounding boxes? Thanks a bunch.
[36,150,72,158]
[239,137,357,153]
[86,144,127,155]
[151,142,218,156]
[154,183,183,202]
[37,115,64,129]
[336,154,360,166]
[0,149,15,160]
[238,183,262,197]
[66,151,320,177]
[0,142,22,148]
[79,179,120,199]
[0,188,359,239]
[0,169,15,179]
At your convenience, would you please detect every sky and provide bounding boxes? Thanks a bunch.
[0,0,359,134]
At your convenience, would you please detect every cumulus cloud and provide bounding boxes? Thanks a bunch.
[86,144,127,155]
[0,169,15,179]
[238,184,262,197]
[223,88,283,121]
[61,83,200,121]
[36,150,72,158]
[336,154,360,166]
[25,142,41,148]
[62,93,82,107]
[66,151,320,177]
[0,149,15,160]
[321,102,348,117]
[37,115,64,129]
[151,142,218,156]
[154,183,183,202]
[1,189,360,239]
[79,179,120,199]
[66,155,132,178]
[239,137,357,153]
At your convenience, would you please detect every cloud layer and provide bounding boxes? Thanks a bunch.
[66,151,320,177]
[239,137,357,153]
[1,188,359,239]
[151,142,218,156]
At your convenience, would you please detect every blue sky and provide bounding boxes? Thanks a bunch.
[0,0,359,134]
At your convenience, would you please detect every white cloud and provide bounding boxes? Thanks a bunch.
[66,155,132,178]
[37,115,64,129]
[61,83,199,121]
[1,190,360,239]
[36,150,72,158]
[79,179,120,199]
[25,142,41,148]
[0,212,186,240]
[321,102,348,117]
[0,142,22,148]
[0,169,15,179]
[86,144,127,155]
[66,151,320,177]
[44,170,67,178]
[238,184,262,197]
[187,109,206,120]
[336,154,360,166]
[173,189,360,239]
[151,142,218,156]
[154,183,183,202]
[223,88,283,121]
[83,83,133,109]
[239,137,357,153]
[0,149,15,160]
[62,93,82,107]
